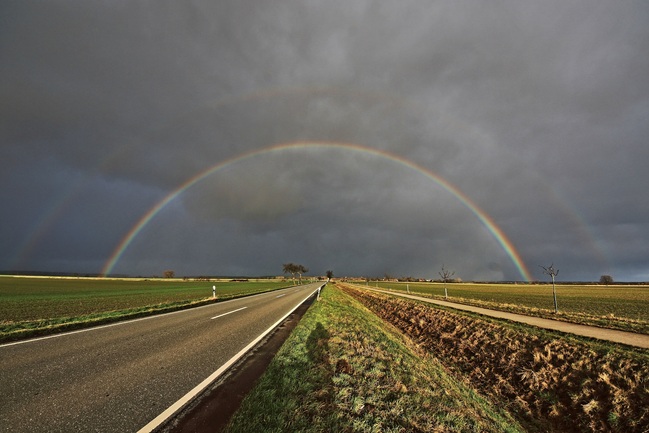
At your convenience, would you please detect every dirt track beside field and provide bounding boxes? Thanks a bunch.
[367,287,649,349]
[342,284,649,433]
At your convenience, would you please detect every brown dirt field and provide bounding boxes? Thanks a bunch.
[340,283,649,433]
[369,288,649,349]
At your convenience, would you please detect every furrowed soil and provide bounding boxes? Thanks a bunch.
[223,283,523,433]
[340,283,649,433]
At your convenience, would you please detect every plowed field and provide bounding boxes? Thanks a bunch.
[340,283,649,433]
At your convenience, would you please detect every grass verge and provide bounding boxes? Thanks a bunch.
[370,281,649,334]
[0,278,290,343]
[223,284,524,433]
[342,284,649,432]
[0,297,216,343]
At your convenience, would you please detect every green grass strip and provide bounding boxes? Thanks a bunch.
[0,279,290,343]
[371,281,649,334]
[223,284,524,433]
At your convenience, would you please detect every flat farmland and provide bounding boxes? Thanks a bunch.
[0,276,290,341]
[370,281,649,333]
[339,284,649,432]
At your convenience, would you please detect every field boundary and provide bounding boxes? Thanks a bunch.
[343,284,649,432]
[0,296,233,348]
[363,286,649,349]
[0,276,298,344]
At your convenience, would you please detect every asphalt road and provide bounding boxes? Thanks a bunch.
[0,282,322,433]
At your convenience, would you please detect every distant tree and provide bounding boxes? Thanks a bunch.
[326,270,334,280]
[163,270,175,279]
[540,263,559,313]
[600,275,614,285]
[282,263,297,284]
[281,263,309,285]
[438,265,455,299]
[297,265,308,284]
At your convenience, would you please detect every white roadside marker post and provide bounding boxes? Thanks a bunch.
[212,285,216,299]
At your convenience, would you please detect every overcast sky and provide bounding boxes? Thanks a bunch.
[2,0,648,281]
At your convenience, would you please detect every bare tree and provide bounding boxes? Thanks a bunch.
[439,265,455,299]
[326,270,334,280]
[282,263,308,285]
[163,270,175,279]
[540,263,559,313]
[282,263,297,284]
[297,265,308,284]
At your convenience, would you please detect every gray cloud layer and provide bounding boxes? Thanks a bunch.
[2,0,648,280]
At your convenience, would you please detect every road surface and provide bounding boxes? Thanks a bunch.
[0,282,322,433]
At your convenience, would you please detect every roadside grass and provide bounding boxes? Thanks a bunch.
[0,276,289,342]
[369,281,649,334]
[223,284,524,433]
[343,284,649,432]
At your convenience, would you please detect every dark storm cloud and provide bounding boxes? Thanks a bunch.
[2,0,648,280]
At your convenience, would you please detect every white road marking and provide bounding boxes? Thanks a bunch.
[0,307,190,348]
[210,307,247,320]
[275,293,286,298]
[1,291,270,348]
[137,285,323,433]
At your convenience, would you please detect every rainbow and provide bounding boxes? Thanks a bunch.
[101,141,532,280]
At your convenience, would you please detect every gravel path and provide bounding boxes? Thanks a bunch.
[368,288,649,349]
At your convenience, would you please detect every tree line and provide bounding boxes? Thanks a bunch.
[282,263,308,285]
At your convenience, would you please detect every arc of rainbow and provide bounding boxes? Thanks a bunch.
[102,141,532,281]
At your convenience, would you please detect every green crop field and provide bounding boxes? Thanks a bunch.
[0,276,292,341]
[366,281,649,333]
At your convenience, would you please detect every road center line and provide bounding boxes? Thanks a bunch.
[275,293,286,298]
[210,307,247,320]
[137,284,323,433]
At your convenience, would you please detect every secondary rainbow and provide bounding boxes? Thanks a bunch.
[102,141,532,280]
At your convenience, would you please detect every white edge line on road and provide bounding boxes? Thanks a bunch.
[210,306,247,320]
[137,284,324,433]
[0,308,191,348]
[0,286,300,349]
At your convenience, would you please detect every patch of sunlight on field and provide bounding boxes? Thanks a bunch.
[374,281,649,321]
[0,276,289,322]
